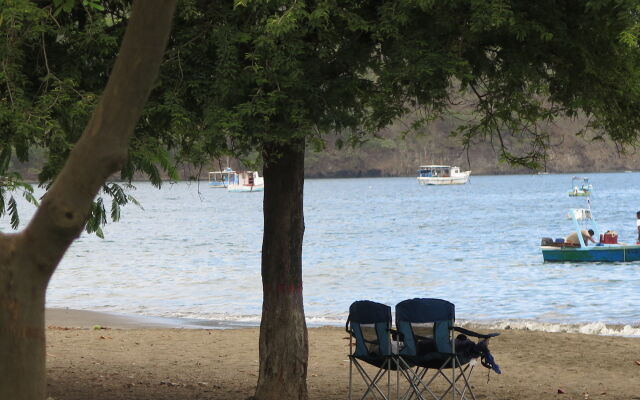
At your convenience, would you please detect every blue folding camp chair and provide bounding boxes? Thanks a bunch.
[394,298,500,400]
[346,300,398,400]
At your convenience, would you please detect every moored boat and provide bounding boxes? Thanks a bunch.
[417,165,471,185]
[208,167,234,188]
[227,171,264,192]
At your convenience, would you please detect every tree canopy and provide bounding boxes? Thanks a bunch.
[1,0,175,235]
[3,0,640,224]
[143,0,640,171]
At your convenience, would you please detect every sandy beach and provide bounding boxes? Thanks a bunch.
[45,308,640,400]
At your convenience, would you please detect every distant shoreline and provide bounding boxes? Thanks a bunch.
[14,169,639,184]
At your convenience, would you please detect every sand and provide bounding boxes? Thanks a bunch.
[45,309,640,400]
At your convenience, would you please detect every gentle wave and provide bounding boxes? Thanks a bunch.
[471,320,640,338]
[147,310,640,337]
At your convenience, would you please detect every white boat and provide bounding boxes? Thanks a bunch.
[228,171,264,192]
[417,165,471,185]
[208,167,234,188]
[568,176,592,197]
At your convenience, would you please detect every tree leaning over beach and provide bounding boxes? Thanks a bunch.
[3,1,640,400]
[0,1,177,399]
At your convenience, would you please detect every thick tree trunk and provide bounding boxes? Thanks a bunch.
[0,234,49,399]
[0,2,176,399]
[254,139,308,400]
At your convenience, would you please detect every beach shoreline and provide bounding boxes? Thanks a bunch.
[46,307,640,337]
[45,308,640,400]
[46,307,258,330]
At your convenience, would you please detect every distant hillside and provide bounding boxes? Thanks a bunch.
[8,116,640,182]
[304,117,640,178]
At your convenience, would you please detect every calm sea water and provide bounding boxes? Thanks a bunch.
[2,173,640,335]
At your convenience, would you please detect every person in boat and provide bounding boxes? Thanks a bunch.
[564,229,596,246]
[636,211,640,242]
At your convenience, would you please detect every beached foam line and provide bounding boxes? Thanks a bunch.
[101,310,640,337]
[306,316,640,337]
[460,320,640,338]
[302,314,640,337]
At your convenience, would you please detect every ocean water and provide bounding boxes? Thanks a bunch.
[2,173,640,335]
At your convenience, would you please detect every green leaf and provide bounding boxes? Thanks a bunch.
[8,197,19,229]
[110,199,121,222]
[0,147,11,173]
[22,191,39,207]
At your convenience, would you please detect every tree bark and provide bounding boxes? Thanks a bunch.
[0,2,176,399]
[254,139,309,400]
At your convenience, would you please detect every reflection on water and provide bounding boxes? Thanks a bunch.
[2,173,640,331]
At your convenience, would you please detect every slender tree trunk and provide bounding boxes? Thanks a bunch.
[254,139,308,400]
[0,2,176,399]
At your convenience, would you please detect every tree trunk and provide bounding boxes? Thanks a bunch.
[254,139,308,400]
[0,2,176,399]
[0,234,49,399]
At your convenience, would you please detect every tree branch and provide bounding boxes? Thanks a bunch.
[18,0,177,278]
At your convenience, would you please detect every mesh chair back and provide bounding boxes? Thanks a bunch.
[347,300,392,358]
[395,298,455,355]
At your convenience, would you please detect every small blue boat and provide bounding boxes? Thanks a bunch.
[541,185,640,262]
[541,243,640,262]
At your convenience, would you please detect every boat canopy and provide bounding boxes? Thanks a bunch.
[418,165,451,169]
[417,165,459,177]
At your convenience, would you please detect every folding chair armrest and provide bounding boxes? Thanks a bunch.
[453,326,500,339]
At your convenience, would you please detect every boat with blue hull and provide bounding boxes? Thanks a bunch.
[541,243,640,262]
[541,180,640,262]
[208,167,235,188]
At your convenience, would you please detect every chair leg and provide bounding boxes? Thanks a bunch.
[455,360,476,400]
[395,357,431,400]
[402,356,478,400]
[349,356,354,400]
[401,366,439,400]
[387,359,391,400]
[452,355,456,400]
[351,357,391,400]
[438,359,476,400]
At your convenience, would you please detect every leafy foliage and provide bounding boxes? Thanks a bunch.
[145,0,640,174]
[3,0,640,230]
[0,173,39,229]
[374,0,640,169]
[0,0,173,234]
